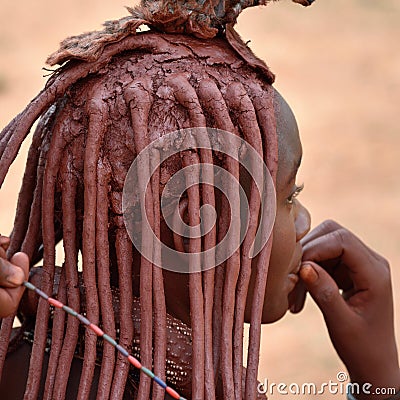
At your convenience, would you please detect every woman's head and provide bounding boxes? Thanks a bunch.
[0,1,315,398]
[245,89,311,324]
[162,86,312,325]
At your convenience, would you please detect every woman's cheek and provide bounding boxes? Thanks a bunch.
[243,204,297,322]
[258,209,297,322]
[270,206,297,272]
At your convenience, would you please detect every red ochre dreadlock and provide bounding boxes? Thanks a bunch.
[0,0,315,399]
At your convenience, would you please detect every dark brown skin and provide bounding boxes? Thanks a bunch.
[300,222,400,399]
[0,236,28,318]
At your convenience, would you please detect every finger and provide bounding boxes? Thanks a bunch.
[0,236,9,259]
[289,280,307,314]
[0,252,29,317]
[0,285,25,318]
[303,257,354,291]
[302,228,383,290]
[300,220,343,247]
[299,261,354,326]
[331,262,354,291]
[0,253,29,288]
[302,222,383,263]
[0,235,10,250]
[10,252,30,279]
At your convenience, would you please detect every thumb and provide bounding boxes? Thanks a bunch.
[9,252,29,285]
[299,261,352,326]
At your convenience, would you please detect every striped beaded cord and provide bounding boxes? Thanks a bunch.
[22,281,187,400]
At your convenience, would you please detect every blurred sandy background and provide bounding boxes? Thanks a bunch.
[0,0,399,398]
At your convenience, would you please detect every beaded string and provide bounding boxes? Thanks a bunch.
[22,280,187,400]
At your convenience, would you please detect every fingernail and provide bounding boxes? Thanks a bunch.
[7,269,25,286]
[300,263,318,284]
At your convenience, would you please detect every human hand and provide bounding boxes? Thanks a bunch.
[299,220,400,399]
[0,235,29,318]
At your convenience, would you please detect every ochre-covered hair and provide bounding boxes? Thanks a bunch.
[0,0,314,399]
